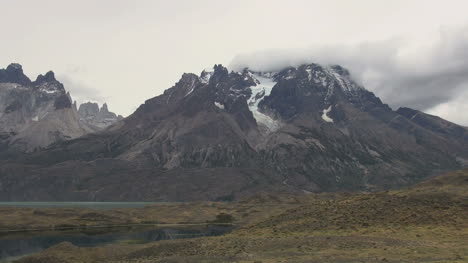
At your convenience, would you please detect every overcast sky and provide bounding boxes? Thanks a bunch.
[1,0,467,125]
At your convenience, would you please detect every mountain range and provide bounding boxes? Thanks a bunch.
[0,63,121,154]
[0,62,467,201]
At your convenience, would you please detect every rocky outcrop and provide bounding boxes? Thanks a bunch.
[78,102,123,131]
[1,63,467,201]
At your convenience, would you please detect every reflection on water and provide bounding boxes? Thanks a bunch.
[0,225,232,262]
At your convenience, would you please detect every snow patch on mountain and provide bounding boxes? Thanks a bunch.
[214,101,225,110]
[247,73,281,132]
[184,78,197,97]
[322,105,334,123]
[40,88,59,94]
[305,68,312,81]
[200,68,214,84]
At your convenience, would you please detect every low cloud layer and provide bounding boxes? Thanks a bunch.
[230,26,468,125]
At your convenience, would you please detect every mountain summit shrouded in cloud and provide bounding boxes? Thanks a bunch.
[230,25,468,126]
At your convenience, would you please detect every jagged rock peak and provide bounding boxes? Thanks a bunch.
[34,71,57,84]
[101,102,109,112]
[7,63,23,71]
[0,63,66,95]
[78,102,118,116]
[200,66,215,84]
[213,64,228,74]
[0,63,94,152]
[78,101,123,131]
[78,102,100,116]
[210,64,229,82]
[33,70,65,94]
[0,63,32,85]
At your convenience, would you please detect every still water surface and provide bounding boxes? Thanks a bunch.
[0,202,232,262]
[0,225,232,262]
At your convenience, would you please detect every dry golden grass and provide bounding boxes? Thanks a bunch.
[12,169,468,263]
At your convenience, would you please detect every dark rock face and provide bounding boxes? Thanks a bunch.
[0,63,32,86]
[4,100,22,113]
[0,63,467,201]
[54,93,72,109]
[34,71,57,85]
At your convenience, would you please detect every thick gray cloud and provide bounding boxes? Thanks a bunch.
[427,88,468,125]
[230,25,468,119]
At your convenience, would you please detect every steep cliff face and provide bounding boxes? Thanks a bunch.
[78,102,123,131]
[0,64,95,153]
[0,63,467,201]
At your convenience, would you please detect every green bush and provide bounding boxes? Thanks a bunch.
[211,213,234,224]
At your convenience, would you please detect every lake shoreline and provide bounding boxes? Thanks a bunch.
[0,224,235,262]
[0,196,299,237]
[0,222,236,234]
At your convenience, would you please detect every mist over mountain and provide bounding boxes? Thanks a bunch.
[230,25,468,126]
